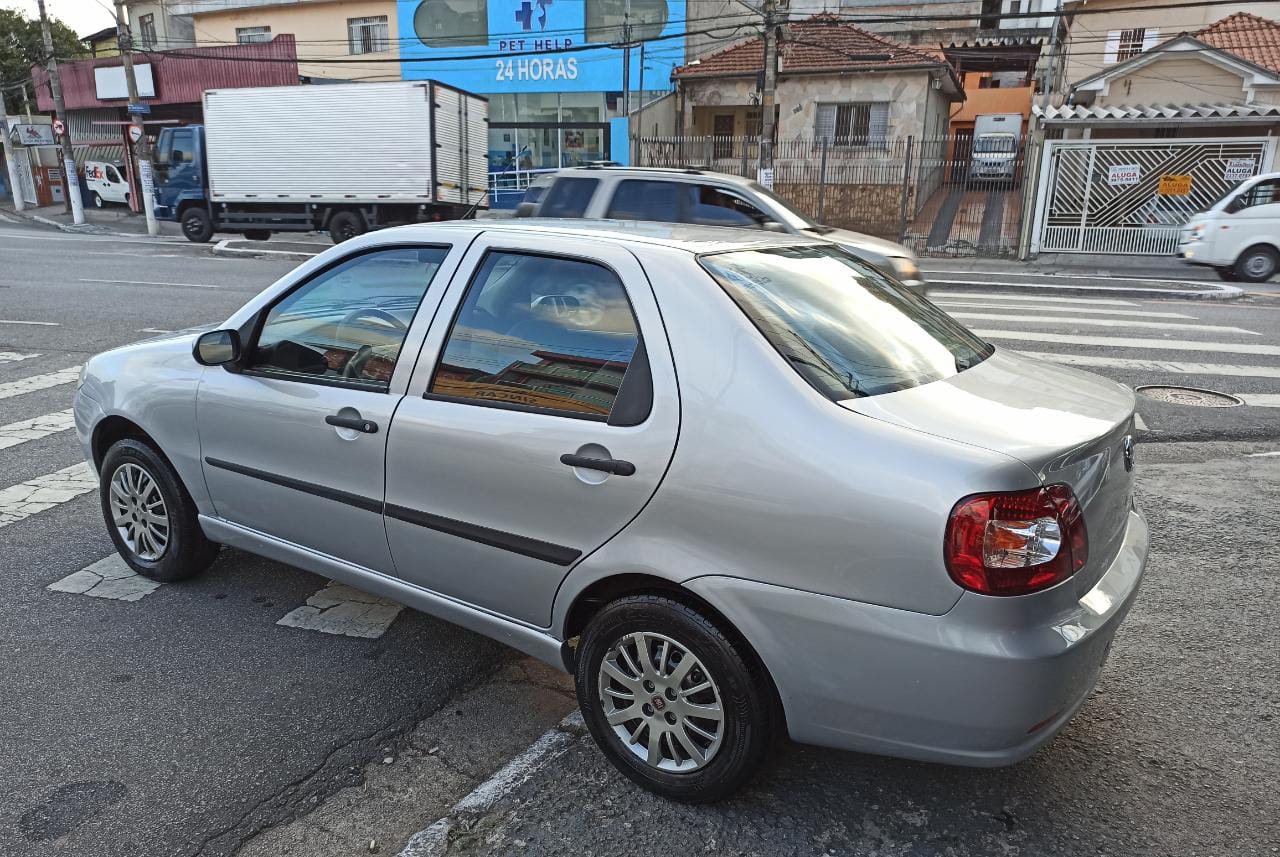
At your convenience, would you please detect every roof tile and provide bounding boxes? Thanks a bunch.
[1194,12,1280,75]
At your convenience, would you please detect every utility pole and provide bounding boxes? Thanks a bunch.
[757,0,779,179]
[2,118,28,211]
[116,0,159,235]
[37,0,85,223]
[621,0,632,119]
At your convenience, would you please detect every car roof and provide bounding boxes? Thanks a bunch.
[551,166,760,188]
[386,218,821,254]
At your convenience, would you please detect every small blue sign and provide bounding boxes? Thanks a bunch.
[128,103,151,115]
[397,0,685,94]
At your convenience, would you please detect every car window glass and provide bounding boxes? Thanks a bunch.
[169,129,193,164]
[606,179,692,222]
[701,244,992,399]
[250,247,449,390]
[431,251,640,418]
[106,165,121,183]
[692,186,768,228]
[539,177,598,217]
[1240,179,1280,209]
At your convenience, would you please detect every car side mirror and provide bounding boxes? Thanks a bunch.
[762,221,789,233]
[193,329,240,366]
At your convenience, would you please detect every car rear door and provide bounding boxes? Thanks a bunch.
[385,232,679,628]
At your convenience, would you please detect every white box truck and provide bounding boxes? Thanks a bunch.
[152,81,489,243]
[968,113,1023,183]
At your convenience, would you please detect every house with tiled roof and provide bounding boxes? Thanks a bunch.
[670,15,964,144]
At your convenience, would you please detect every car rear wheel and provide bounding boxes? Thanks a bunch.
[181,207,214,243]
[1234,245,1279,283]
[99,439,219,582]
[575,595,774,802]
[91,192,104,208]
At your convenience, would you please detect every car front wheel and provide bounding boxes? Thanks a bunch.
[1234,245,1279,283]
[99,439,219,582]
[575,595,774,802]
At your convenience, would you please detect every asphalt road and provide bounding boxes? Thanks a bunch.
[1,220,1278,856]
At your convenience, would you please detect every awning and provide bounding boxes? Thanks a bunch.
[1034,102,1280,124]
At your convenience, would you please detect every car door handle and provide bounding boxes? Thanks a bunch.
[559,453,635,476]
[326,414,378,434]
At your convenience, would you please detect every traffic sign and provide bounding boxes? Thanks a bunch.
[128,103,151,115]
[128,124,144,144]
[51,119,65,137]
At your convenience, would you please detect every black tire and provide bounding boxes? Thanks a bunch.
[575,595,774,803]
[99,439,219,582]
[1233,245,1279,283]
[244,229,271,241]
[181,206,214,243]
[91,191,104,209]
[1215,267,1239,282]
[328,210,365,244]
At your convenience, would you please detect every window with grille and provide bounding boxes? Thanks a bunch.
[348,16,390,55]
[815,102,889,147]
[1117,28,1146,61]
[138,14,157,49]
[236,26,271,44]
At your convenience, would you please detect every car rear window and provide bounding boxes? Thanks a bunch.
[700,244,992,399]
[539,177,599,217]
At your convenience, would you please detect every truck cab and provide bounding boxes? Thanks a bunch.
[969,113,1022,183]
[1177,171,1280,282]
[153,125,210,237]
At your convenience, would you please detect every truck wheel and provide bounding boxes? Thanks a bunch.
[92,192,104,209]
[328,210,365,244]
[181,207,214,243]
[1233,246,1279,283]
[244,229,271,241]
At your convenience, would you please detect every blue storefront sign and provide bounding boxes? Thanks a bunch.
[397,0,686,93]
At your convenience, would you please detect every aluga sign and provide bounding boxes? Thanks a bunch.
[398,0,686,93]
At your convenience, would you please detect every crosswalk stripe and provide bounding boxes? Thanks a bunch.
[1239,394,1280,408]
[0,462,97,529]
[47,554,162,602]
[0,319,59,327]
[930,291,1138,306]
[0,366,81,400]
[0,352,40,364]
[1018,351,1280,379]
[276,581,404,639]
[953,313,1257,335]
[934,301,1194,319]
[0,409,76,451]
[978,331,1280,357]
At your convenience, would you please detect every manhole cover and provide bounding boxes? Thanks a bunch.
[1135,385,1243,408]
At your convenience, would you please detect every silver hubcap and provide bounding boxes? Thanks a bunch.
[109,463,169,561]
[1245,253,1274,278]
[597,631,725,773]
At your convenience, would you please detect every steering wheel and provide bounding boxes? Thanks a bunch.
[337,308,406,379]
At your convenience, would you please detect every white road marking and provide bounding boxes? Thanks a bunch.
[1135,414,1148,431]
[1246,450,1280,457]
[930,291,1138,306]
[923,269,1224,288]
[0,366,81,400]
[978,331,1280,357]
[954,313,1257,335]
[934,301,1194,319]
[0,352,40,364]
[47,554,161,602]
[1238,394,1280,408]
[138,328,173,334]
[1017,351,1280,379]
[0,409,75,451]
[0,319,59,327]
[0,462,97,529]
[80,278,219,289]
[276,582,404,639]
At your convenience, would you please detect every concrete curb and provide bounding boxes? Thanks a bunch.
[397,711,586,857]
[926,279,1244,301]
[212,238,324,261]
[3,206,174,239]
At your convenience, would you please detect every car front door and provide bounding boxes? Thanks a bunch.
[1226,177,1280,247]
[385,233,679,627]
[104,164,128,203]
[197,244,459,573]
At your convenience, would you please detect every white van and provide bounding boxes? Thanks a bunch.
[1177,171,1280,282]
[84,161,130,208]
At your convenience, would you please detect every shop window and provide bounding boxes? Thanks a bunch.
[815,102,889,147]
[349,16,390,54]
[586,0,668,43]
[236,26,272,44]
[415,0,487,47]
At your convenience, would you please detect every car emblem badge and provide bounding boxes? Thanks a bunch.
[1122,434,1135,472]
[652,696,666,711]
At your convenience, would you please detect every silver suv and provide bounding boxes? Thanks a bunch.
[516,166,927,292]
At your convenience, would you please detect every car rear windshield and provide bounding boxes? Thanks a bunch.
[699,245,993,399]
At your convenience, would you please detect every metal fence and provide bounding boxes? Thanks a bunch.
[634,134,1033,258]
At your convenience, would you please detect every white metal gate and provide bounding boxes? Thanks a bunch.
[1033,137,1277,254]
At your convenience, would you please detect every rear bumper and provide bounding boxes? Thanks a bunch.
[686,507,1148,767]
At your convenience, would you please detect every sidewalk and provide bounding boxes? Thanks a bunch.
[0,201,184,238]
[922,252,1211,281]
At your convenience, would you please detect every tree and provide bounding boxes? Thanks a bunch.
[1,9,86,115]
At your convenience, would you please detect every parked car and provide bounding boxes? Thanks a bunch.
[1177,171,1280,282]
[968,113,1022,183]
[84,160,130,208]
[515,166,928,293]
[75,220,1145,802]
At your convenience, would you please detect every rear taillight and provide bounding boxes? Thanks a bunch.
[944,484,1088,596]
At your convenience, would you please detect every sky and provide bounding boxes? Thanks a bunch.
[4,0,116,38]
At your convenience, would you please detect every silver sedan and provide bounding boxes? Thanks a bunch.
[74,220,1147,802]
